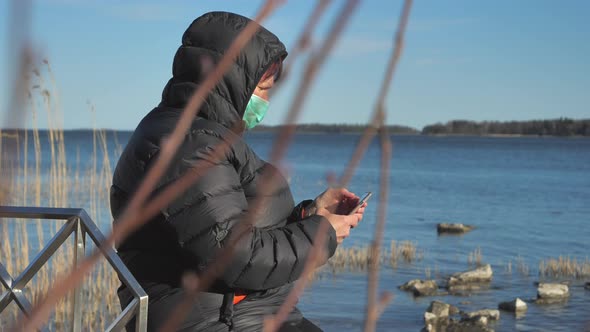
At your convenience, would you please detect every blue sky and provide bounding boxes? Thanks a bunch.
[0,0,589,130]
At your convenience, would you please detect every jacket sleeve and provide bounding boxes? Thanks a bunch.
[224,212,337,290]
[165,138,337,291]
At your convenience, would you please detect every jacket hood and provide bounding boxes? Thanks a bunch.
[160,11,287,130]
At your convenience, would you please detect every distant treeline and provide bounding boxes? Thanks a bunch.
[422,118,590,136]
[253,118,590,136]
[253,124,420,134]
[3,119,589,137]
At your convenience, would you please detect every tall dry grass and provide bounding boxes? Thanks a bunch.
[468,246,483,267]
[327,240,422,273]
[0,63,120,330]
[539,256,590,279]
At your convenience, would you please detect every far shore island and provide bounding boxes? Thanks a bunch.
[253,118,590,137]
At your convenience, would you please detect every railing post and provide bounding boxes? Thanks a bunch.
[136,293,148,332]
[71,217,85,332]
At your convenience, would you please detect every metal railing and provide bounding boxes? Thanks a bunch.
[0,206,148,332]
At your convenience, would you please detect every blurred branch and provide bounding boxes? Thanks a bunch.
[363,124,392,332]
[269,0,361,164]
[159,0,362,330]
[339,0,413,187]
[2,0,32,127]
[17,1,284,330]
[257,1,370,330]
[263,221,330,332]
[363,1,413,332]
[376,291,394,318]
[271,0,332,95]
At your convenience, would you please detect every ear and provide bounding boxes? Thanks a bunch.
[257,73,275,90]
[253,74,275,100]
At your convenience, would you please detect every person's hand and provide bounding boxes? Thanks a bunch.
[317,207,361,244]
[312,187,359,215]
[349,201,368,228]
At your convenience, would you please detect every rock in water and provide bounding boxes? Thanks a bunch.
[585,282,590,290]
[400,279,438,296]
[448,264,493,285]
[423,301,455,332]
[423,301,482,332]
[437,223,474,234]
[536,283,569,303]
[424,312,438,324]
[462,309,500,321]
[452,316,495,332]
[427,301,450,318]
[399,279,421,290]
[499,298,527,312]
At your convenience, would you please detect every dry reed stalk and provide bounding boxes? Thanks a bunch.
[515,255,529,277]
[399,240,417,263]
[31,78,48,298]
[23,128,28,203]
[1,218,12,278]
[97,129,113,202]
[468,247,483,267]
[1,67,123,329]
[41,90,58,208]
[327,241,421,273]
[0,129,3,204]
[17,1,285,330]
[43,62,68,206]
[364,1,413,331]
[539,256,590,279]
[14,132,32,275]
[31,103,42,207]
[90,104,98,223]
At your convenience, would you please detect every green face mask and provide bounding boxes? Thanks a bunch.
[242,94,269,130]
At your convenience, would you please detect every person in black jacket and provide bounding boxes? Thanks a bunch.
[110,11,366,331]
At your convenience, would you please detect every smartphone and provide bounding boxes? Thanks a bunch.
[348,192,372,215]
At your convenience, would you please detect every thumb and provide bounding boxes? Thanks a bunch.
[339,187,356,199]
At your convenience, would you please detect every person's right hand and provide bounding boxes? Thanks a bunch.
[317,207,361,244]
[312,187,359,215]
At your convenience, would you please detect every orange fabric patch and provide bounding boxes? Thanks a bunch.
[233,294,246,305]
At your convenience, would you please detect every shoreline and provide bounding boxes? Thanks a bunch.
[3,128,590,139]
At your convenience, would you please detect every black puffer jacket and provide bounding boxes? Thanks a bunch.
[110,12,337,331]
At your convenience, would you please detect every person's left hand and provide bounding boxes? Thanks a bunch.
[311,187,359,215]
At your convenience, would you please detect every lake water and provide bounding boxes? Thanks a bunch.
[2,130,590,331]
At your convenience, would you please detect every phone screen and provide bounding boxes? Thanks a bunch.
[348,192,372,215]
